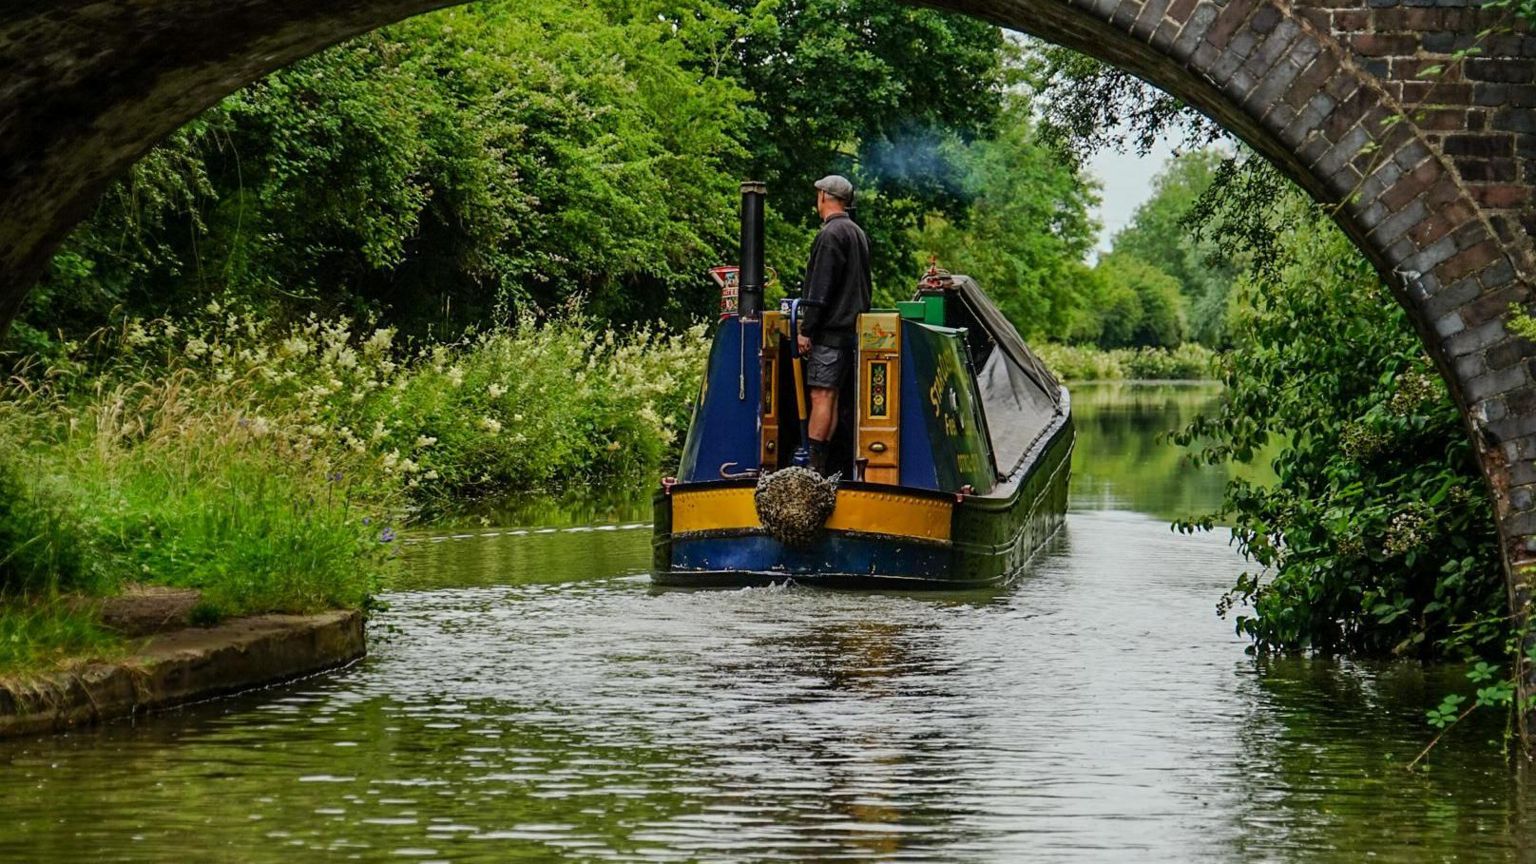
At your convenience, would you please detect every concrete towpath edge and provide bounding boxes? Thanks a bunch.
[0,609,365,739]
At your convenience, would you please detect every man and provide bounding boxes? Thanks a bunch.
[797,174,872,476]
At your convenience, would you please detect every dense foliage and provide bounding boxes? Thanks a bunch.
[29,1,750,349]
[1177,197,1502,660]
[1106,151,1241,346]
[21,0,1019,354]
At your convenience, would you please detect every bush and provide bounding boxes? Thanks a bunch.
[30,305,708,514]
[1176,200,1502,660]
[1088,253,1189,349]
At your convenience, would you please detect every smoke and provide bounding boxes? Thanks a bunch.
[855,124,970,216]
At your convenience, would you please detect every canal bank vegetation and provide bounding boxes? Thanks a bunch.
[1034,343,1216,381]
[0,311,707,673]
[1034,45,1507,675]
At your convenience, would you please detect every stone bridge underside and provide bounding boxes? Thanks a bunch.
[5,0,1536,724]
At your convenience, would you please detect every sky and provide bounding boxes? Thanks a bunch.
[1084,136,1178,260]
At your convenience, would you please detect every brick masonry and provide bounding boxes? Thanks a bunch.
[2,0,1536,734]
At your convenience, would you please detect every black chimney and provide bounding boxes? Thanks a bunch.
[738,181,766,319]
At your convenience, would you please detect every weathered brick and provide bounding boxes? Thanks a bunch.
[1442,134,1514,158]
[1209,29,1263,81]
[1464,285,1527,327]
[1445,318,1508,358]
[1476,258,1519,291]
[1170,2,1219,59]
[1369,196,1429,245]
[1379,156,1438,210]
[1502,508,1536,539]
[1202,0,1260,48]
[1473,184,1530,208]
[1411,214,1455,246]
[1350,33,1420,55]
[1510,483,1536,513]
[1249,4,1283,33]
[1441,240,1501,282]
[1438,309,1469,338]
[1287,53,1341,110]
[1166,0,1198,22]
[1132,0,1172,37]
[1246,19,1302,79]
[1481,395,1511,424]
[1468,59,1536,84]
[1246,48,1310,115]
[1411,232,1460,272]
[1505,386,1536,419]
[1423,277,1481,326]
[1314,124,1371,176]
[1465,363,1530,403]
[1455,348,1487,378]
[1457,158,1519,182]
[1488,334,1535,370]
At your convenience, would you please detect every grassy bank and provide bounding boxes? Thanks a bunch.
[0,309,707,674]
[1035,342,1217,381]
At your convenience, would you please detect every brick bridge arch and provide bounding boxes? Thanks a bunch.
[6,0,1536,721]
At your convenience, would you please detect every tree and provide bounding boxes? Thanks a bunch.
[908,97,1100,339]
[716,0,1009,293]
[24,0,751,341]
[1110,149,1241,346]
[1088,253,1187,349]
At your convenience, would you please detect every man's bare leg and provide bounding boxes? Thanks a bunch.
[808,386,839,474]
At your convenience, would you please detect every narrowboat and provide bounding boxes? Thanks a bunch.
[651,182,1074,589]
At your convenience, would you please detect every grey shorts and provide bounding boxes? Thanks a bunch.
[806,343,852,389]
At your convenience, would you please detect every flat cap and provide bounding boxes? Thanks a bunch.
[814,174,855,204]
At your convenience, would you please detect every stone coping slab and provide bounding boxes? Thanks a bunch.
[0,610,365,739]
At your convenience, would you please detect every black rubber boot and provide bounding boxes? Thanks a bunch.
[809,438,830,475]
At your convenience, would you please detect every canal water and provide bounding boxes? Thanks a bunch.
[3,383,1529,862]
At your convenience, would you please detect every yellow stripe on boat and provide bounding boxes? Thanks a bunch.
[670,486,952,542]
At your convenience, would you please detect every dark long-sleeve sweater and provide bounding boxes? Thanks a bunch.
[799,212,872,347]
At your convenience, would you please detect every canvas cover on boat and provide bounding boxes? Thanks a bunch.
[945,275,1063,478]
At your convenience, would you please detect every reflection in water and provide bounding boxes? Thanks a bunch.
[0,383,1529,862]
[1069,381,1278,521]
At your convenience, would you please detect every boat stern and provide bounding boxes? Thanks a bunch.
[652,481,960,588]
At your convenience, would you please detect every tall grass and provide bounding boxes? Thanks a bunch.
[0,306,708,642]
[1035,342,1217,381]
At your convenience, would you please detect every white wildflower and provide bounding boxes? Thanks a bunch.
[123,320,150,347]
[280,335,311,357]
[415,435,437,449]
[488,383,506,399]
[480,417,502,435]
[364,327,394,356]
[447,366,465,388]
